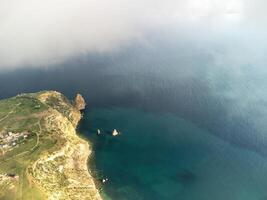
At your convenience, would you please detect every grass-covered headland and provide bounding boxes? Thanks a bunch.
[0,91,102,200]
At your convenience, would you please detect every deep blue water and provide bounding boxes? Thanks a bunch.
[1,34,267,199]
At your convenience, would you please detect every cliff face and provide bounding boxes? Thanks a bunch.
[38,91,82,126]
[0,91,102,200]
[74,94,86,111]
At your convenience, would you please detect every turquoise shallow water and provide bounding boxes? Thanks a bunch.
[80,107,267,200]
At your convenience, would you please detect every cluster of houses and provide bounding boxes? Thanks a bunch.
[0,130,30,153]
[0,173,19,181]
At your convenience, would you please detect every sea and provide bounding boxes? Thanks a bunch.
[1,33,267,200]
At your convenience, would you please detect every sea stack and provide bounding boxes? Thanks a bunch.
[74,94,86,110]
[112,129,119,136]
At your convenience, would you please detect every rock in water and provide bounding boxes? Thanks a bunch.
[112,129,119,136]
[74,94,86,110]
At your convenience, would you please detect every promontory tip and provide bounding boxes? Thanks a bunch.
[74,94,86,110]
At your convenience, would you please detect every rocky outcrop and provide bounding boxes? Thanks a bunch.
[28,108,101,200]
[37,91,82,126]
[0,91,102,200]
[74,94,86,111]
[27,91,102,200]
[0,91,103,200]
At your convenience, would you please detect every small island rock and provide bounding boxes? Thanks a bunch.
[74,94,86,110]
[112,129,119,136]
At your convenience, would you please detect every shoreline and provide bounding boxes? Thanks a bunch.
[26,91,103,200]
[35,91,103,200]
[0,91,103,199]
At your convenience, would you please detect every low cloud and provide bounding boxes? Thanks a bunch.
[0,0,266,69]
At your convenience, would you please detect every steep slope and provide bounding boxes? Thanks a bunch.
[0,91,102,200]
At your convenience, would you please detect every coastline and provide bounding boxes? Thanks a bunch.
[31,91,103,200]
[0,91,103,200]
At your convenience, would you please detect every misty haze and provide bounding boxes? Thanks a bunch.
[0,1,267,200]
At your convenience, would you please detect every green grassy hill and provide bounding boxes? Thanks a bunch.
[0,91,101,200]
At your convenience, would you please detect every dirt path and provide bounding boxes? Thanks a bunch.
[31,120,42,151]
[0,103,21,123]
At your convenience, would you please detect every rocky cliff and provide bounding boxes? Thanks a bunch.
[0,91,102,200]
[74,94,86,111]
